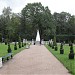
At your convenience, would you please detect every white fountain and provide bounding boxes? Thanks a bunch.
[36,30,40,44]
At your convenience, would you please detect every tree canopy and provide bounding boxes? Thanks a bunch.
[0,3,75,42]
[21,2,55,40]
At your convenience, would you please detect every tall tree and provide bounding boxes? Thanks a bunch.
[2,7,12,40]
[21,3,55,40]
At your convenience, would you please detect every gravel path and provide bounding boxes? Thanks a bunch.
[0,45,71,75]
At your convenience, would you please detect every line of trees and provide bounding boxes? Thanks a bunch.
[0,2,75,43]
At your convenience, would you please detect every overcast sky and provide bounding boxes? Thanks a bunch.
[0,0,75,15]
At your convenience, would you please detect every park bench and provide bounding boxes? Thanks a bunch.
[2,53,13,63]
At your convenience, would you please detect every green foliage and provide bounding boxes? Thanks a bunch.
[74,40,75,44]
[69,44,74,59]
[52,44,54,49]
[0,7,21,42]
[2,7,12,17]
[69,41,72,46]
[22,41,24,47]
[60,43,63,49]
[55,44,58,51]
[7,43,12,53]
[0,33,2,42]
[53,12,75,42]
[18,36,21,48]
[0,3,75,41]
[5,38,8,45]
[53,36,56,46]
[70,44,74,53]
[49,42,51,47]
[21,2,55,40]
[0,43,25,57]
[14,42,17,50]
[53,12,71,35]
[60,43,64,54]
[24,43,26,46]
[46,45,75,75]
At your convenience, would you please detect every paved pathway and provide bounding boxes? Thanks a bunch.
[0,45,71,75]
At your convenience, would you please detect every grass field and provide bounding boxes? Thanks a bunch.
[46,44,75,75]
[0,43,26,57]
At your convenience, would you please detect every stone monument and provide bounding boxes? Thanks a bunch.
[41,39,44,45]
[0,57,2,68]
[23,39,26,43]
[32,39,34,45]
[36,30,40,44]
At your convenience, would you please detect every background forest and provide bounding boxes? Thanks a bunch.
[0,3,75,43]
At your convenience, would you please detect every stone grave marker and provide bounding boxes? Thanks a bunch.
[0,57,2,68]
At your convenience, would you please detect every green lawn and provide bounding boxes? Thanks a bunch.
[0,43,26,57]
[46,44,75,75]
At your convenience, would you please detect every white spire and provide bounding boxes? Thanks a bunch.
[36,30,40,41]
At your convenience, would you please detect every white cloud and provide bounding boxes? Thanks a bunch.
[0,0,75,15]
[0,0,7,14]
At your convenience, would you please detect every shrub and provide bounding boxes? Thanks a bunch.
[60,43,64,54]
[49,42,51,47]
[70,44,73,53]
[52,44,54,49]
[18,36,21,48]
[69,41,72,46]
[7,43,12,53]
[73,40,75,44]
[22,41,24,47]
[5,38,8,45]
[55,44,58,51]
[14,42,17,50]
[53,36,56,46]
[24,43,26,46]
[69,44,74,59]
[60,43,63,49]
